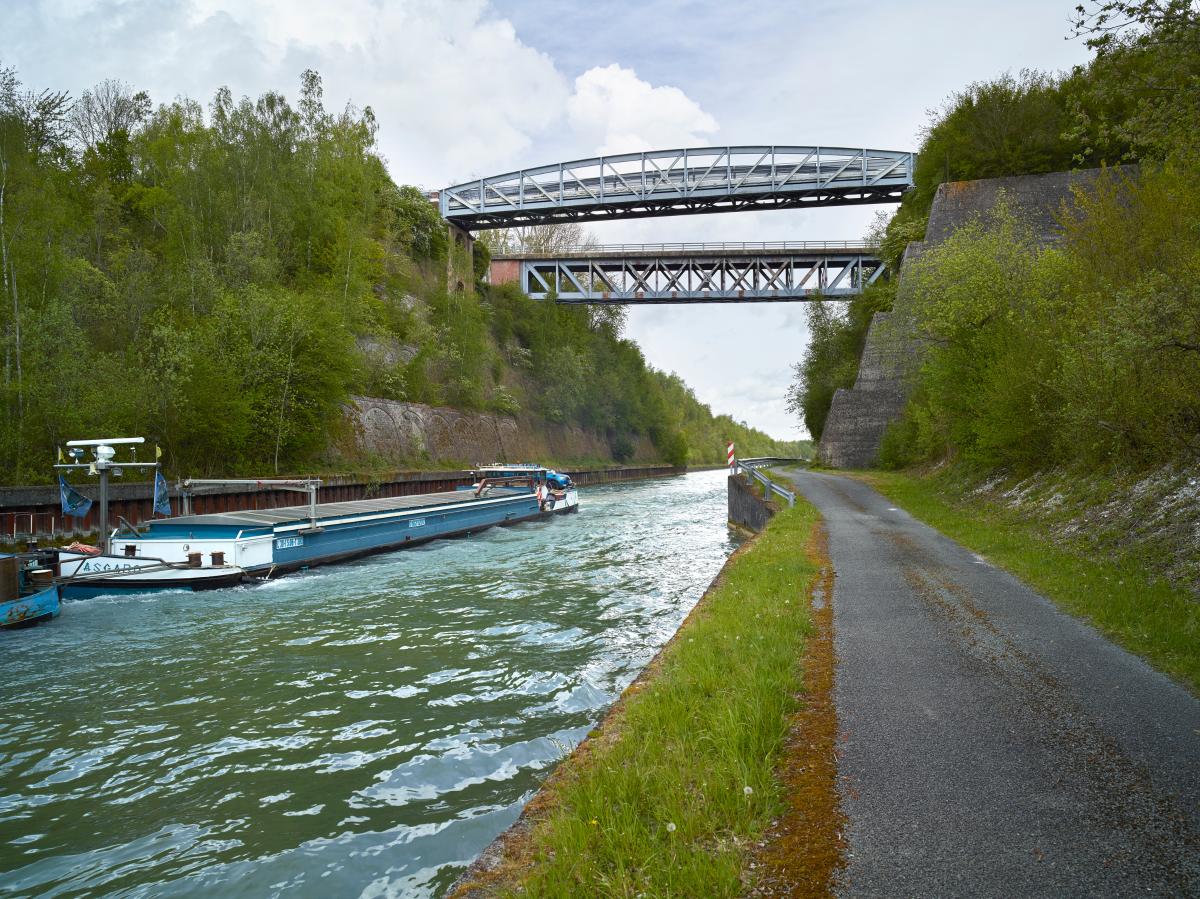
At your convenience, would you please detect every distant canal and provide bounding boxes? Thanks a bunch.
[0,469,738,897]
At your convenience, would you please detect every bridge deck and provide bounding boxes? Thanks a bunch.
[442,145,915,229]
[491,243,886,304]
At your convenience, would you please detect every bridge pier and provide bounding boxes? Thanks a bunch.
[447,221,476,294]
[488,258,520,287]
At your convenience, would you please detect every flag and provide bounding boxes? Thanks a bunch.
[59,475,93,519]
[57,447,65,463]
[155,444,163,461]
[153,469,172,517]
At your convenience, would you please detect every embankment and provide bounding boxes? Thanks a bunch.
[451,498,838,897]
[341,396,661,467]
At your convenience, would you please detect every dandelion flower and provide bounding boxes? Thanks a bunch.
[744,786,754,796]
[590,818,598,826]
[666,822,677,833]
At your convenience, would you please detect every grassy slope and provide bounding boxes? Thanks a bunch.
[864,471,1200,693]
[456,500,822,897]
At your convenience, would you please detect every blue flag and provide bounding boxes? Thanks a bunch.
[59,475,93,519]
[153,469,171,517]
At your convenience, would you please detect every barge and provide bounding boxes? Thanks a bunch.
[1,553,61,628]
[55,464,578,598]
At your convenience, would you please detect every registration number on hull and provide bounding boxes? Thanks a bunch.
[275,536,304,550]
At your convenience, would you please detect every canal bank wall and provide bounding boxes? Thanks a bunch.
[728,472,776,532]
[0,464,685,542]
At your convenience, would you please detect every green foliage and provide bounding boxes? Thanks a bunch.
[0,62,796,480]
[911,70,1086,219]
[890,167,1200,469]
[0,67,390,478]
[481,283,800,466]
[785,283,895,441]
[1067,0,1200,163]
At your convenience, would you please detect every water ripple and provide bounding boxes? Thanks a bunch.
[0,470,737,897]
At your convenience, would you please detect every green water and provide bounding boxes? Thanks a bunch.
[0,470,738,897]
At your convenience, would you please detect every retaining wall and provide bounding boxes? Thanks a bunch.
[728,473,775,532]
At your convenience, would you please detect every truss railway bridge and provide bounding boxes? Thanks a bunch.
[437,145,915,305]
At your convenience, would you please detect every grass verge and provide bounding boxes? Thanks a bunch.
[864,470,1200,693]
[453,498,824,897]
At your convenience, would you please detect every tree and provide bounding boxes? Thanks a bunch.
[481,220,596,256]
[70,79,151,151]
[1067,0,1200,161]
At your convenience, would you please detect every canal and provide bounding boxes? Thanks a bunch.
[0,469,738,897]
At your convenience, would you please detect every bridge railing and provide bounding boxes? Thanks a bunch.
[735,458,799,507]
[516,251,886,303]
[494,240,873,259]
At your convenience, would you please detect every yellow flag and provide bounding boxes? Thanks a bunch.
[57,447,65,464]
[156,444,163,461]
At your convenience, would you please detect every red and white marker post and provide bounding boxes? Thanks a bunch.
[727,441,736,472]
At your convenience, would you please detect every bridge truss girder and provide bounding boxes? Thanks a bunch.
[518,251,886,304]
[441,146,915,229]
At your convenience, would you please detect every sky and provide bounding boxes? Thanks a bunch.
[7,0,1096,440]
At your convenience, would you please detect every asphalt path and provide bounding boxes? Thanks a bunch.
[781,469,1199,897]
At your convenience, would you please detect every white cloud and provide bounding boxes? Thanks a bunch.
[9,0,573,187]
[10,2,723,190]
[187,0,573,186]
[566,63,718,156]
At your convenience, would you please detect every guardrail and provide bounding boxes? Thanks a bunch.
[493,240,873,259]
[734,458,799,508]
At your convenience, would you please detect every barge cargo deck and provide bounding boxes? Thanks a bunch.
[55,468,579,598]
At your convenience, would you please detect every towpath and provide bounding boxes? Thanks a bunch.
[780,469,1200,897]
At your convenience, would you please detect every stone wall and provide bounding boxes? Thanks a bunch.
[488,259,520,286]
[817,311,912,469]
[817,167,1127,469]
[344,396,658,467]
[728,473,775,532]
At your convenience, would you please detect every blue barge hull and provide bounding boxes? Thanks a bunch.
[106,485,576,586]
[267,490,543,572]
[1,583,60,628]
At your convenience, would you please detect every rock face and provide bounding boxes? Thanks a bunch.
[344,396,657,466]
[817,167,1126,469]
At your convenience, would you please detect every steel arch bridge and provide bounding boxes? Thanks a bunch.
[489,242,885,304]
[440,146,915,229]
